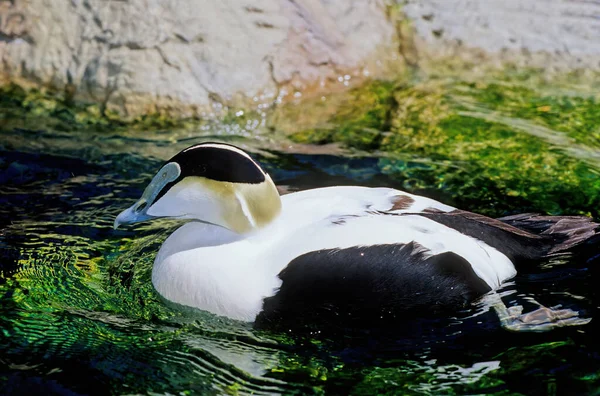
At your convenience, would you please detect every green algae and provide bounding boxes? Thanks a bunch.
[287,81,396,150]
[270,80,397,150]
[453,81,600,147]
[281,75,600,217]
[1,228,175,324]
[0,83,195,133]
[1,84,113,132]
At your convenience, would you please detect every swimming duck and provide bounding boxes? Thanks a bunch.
[114,142,595,331]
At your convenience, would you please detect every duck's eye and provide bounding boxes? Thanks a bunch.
[135,201,147,213]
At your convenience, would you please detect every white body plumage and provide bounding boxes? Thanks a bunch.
[151,186,516,321]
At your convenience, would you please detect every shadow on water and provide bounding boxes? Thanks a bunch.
[1,122,599,395]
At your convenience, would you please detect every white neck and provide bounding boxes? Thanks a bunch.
[154,221,241,264]
[151,221,280,321]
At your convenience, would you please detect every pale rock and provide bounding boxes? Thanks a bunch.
[0,0,400,118]
[3,0,599,120]
[402,0,600,70]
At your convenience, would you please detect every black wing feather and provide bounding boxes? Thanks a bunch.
[256,243,490,330]
[414,210,599,262]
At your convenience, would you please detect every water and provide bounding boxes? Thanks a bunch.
[1,80,600,395]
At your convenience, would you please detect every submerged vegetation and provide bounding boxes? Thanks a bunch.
[278,71,600,217]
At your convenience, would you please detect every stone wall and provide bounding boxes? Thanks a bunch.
[402,0,600,71]
[0,0,401,118]
[2,0,600,120]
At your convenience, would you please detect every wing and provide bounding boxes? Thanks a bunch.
[256,242,491,330]
[406,210,599,262]
[353,187,599,262]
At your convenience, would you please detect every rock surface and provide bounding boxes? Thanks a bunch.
[2,0,600,119]
[0,0,400,118]
[402,0,600,70]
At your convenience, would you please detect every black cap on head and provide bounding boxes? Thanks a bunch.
[169,143,266,184]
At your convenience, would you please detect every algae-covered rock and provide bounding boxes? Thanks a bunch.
[282,81,396,150]
[278,75,600,218]
[0,83,194,133]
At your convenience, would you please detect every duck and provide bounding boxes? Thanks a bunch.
[114,142,596,332]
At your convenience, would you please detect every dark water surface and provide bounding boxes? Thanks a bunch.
[1,123,600,395]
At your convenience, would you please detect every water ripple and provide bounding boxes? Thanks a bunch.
[1,126,599,394]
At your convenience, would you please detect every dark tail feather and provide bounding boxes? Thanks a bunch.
[413,210,598,263]
[498,213,599,255]
[577,233,600,265]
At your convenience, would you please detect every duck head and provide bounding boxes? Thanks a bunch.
[114,142,282,234]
